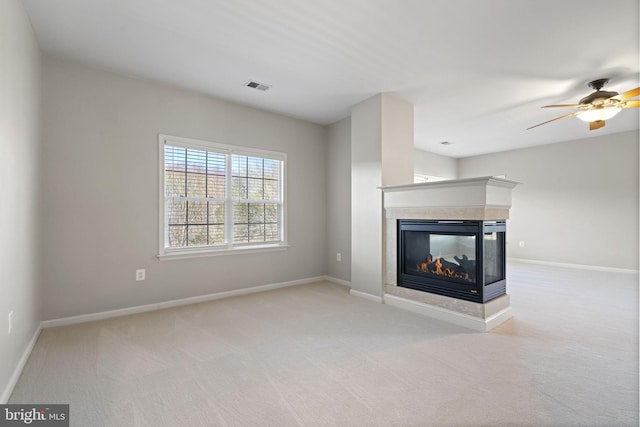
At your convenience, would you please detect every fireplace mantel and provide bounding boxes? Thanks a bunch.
[380,176,520,331]
[381,176,520,221]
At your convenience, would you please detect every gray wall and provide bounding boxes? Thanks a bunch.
[414,149,458,179]
[327,118,351,282]
[458,130,639,270]
[0,0,42,402]
[41,57,328,320]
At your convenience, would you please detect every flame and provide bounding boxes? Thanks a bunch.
[416,255,472,282]
[434,258,443,275]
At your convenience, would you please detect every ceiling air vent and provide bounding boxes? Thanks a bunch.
[244,80,271,92]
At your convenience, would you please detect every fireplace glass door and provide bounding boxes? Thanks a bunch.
[403,232,477,284]
[484,231,505,285]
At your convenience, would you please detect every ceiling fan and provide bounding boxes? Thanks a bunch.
[527,78,639,131]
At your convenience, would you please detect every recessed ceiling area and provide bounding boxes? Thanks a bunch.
[21,0,639,158]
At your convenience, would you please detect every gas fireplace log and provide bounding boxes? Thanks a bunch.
[454,254,476,273]
[439,257,468,277]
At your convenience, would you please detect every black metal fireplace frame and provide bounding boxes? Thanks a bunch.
[397,220,506,303]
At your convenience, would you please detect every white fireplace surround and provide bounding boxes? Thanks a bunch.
[380,176,520,331]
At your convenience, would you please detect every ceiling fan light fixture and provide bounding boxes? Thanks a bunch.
[576,106,622,122]
[528,79,639,131]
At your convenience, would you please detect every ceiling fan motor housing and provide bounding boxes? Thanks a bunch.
[579,79,618,104]
[579,90,619,105]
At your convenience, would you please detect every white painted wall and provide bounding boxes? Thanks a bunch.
[414,149,458,179]
[327,117,351,282]
[41,57,328,320]
[458,131,639,270]
[351,96,384,297]
[0,0,42,402]
[381,95,414,186]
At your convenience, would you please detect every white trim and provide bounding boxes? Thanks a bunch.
[158,244,289,260]
[324,276,351,288]
[224,151,233,247]
[508,257,639,274]
[41,276,326,328]
[380,175,520,192]
[158,134,285,160]
[158,136,166,257]
[1,324,42,404]
[383,294,513,332]
[349,289,383,303]
[484,307,515,331]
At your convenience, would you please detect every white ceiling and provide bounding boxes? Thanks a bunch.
[22,0,640,158]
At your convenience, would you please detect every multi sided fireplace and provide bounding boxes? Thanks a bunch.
[398,220,506,303]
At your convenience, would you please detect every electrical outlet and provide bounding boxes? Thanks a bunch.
[519,241,525,247]
[8,311,13,334]
[337,252,342,262]
[136,269,146,281]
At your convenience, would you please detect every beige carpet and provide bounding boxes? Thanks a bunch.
[9,262,639,426]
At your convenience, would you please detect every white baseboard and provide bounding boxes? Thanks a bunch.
[323,276,351,288]
[383,294,513,332]
[484,307,514,331]
[1,323,42,404]
[317,275,377,302]
[322,277,383,302]
[320,277,384,303]
[42,276,327,328]
[349,289,383,303]
[508,258,639,274]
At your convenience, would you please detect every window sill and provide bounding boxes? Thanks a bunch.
[157,244,289,261]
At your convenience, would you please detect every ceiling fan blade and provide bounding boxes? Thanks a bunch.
[612,87,639,101]
[527,111,581,130]
[623,100,639,108]
[589,120,605,131]
[541,104,583,108]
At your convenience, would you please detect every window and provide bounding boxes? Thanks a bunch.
[158,135,286,258]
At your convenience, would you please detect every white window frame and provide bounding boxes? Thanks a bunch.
[158,134,287,260]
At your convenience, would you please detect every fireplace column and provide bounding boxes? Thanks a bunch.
[350,93,414,300]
